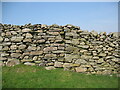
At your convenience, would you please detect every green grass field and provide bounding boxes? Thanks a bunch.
[2,64,119,88]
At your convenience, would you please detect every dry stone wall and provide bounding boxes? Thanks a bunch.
[0,23,120,75]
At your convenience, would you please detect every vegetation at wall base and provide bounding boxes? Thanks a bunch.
[2,64,119,88]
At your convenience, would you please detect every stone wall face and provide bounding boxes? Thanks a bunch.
[0,23,119,75]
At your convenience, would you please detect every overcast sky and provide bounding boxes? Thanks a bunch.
[2,2,118,33]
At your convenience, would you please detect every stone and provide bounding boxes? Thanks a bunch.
[43,47,57,53]
[0,37,3,42]
[78,45,89,49]
[91,30,98,36]
[25,33,33,38]
[52,50,64,54]
[66,32,79,37]
[1,53,9,57]
[23,39,32,42]
[0,57,7,61]
[24,62,35,66]
[44,54,56,59]
[6,60,20,67]
[91,41,103,45]
[98,53,106,57]
[112,32,119,37]
[27,46,36,51]
[54,61,63,67]
[75,59,87,64]
[34,61,42,63]
[29,51,43,55]
[11,31,17,35]
[23,56,29,59]
[11,36,24,42]
[70,63,80,67]
[81,55,92,59]
[2,42,11,46]
[41,24,47,28]
[21,59,33,62]
[106,56,114,59]
[22,28,31,32]
[72,39,79,45]
[93,56,99,60]
[36,39,45,43]
[33,56,38,61]
[65,54,80,62]
[46,62,54,66]
[45,66,56,70]
[11,53,21,58]
[4,38,9,42]
[10,45,17,50]
[65,40,72,44]
[18,45,26,49]
[75,67,87,73]
[97,58,104,63]
[2,46,9,51]
[63,63,71,68]
[47,32,59,35]
[6,32,11,36]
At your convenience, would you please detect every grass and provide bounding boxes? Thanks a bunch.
[2,64,119,88]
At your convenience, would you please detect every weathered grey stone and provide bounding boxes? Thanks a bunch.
[65,40,72,44]
[6,32,11,36]
[11,53,21,58]
[2,46,9,51]
[10,45,17,50]
[54,61,63,67]
[81,55,92,59]
[45,66,56,70]
[1,53,9,57]
[24,62,35,66]
[18,45,26,49]
[47,31,59,35]
[98,53,106,57]
[91,30,98,36]
[27,46,36,51]
[0,37,3,42]
[93,56,99,60]
[44,54,56,59]
[11,36,24,42]
[97,58,104,63]
[65,54,80,62]
[29,51,43,55]
[21,59,33,62]
[46,62,54,66]
[112,32,119,37]
[6,59,20,67]
[41,24,47,28]
[22,28,31,32]
[75,67,87,73]
[78,45,89,49]
[52,50,64,54]
[23,39,32,42]
[43,47,57,53]
[4,38,9,42]
[36,39,45,43]
[11,31,17,35]
[70,63,80,67]
[0,57,7,61]
[33,56,38,61]
[25,33,33,38]
[75,59,87,64]
[63,63,71,68]
[72,39,79,45]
